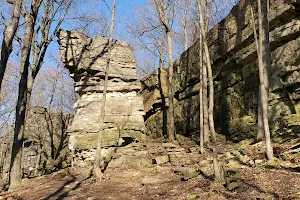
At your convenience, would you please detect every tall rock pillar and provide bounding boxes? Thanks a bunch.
[58,30,146,166]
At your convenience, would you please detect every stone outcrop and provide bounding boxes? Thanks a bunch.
[0,107,71,183]
[58,30,146,167]
[141,0,300,140]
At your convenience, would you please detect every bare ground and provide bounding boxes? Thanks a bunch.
[1,138,300,200]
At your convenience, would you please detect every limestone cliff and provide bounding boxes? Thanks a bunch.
[141,0,300,141]
[58,30,146,167]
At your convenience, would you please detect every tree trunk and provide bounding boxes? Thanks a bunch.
[94,0,117,180]
[257,0,272,140]
[166,30,175,142]
[154,0,176,142]
[204,42,216,135]
[257,95,264,139]
[196,0,209,143]
[204,38,222,182]
[0,0,22,94]
[9,1,41,189]
[9,27,31,189]
[158,44,167,138]
[257,0,271,140]
[183,19,188,51]
[257,0,274,159]
[202,59,209,143]
[199,34,204,154]
[197,0,223,182]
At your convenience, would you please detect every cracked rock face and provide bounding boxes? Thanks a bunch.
[141,0,300,138]
[58,30,146,166]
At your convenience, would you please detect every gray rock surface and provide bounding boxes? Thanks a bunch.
[0,107,72,183]
[58,30,146,166]
[152,155,169,165]
[141,0,300,138]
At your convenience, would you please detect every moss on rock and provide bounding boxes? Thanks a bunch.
[229,116,257,142]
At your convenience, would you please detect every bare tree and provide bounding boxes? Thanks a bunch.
[256,0,274,159]
[154,0,176,142]
[0,0,22,94]
[196,0,223,182]
[94,0,117,180]
[9,0,43,189]
[10,0,74,188]
[196,1,209,144]
[27,0,73,107]
[127,1,171,139]
[199,32,204,154]
[175,0,192,51]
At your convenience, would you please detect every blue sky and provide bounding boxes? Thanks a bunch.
[70,0,147,40]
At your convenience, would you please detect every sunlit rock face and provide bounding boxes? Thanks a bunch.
[58,30,146,166]
[141,0,300,140]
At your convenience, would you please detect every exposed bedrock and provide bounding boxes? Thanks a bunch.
[58,30,146,167]
[141,0,300,141]
[0,107,72,183]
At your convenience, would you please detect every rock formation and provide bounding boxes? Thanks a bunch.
[0,107,71,183]
[141,0,300,141]
[58,30,146,167]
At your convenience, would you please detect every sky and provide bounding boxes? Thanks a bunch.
[70,0,147,40]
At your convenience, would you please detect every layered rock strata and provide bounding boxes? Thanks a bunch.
[141,0,300,140]
[58,30,146,167]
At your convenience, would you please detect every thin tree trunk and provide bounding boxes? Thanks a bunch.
[257,0,271,140]
[94,0,116,180]
[204,36,222,182]
[183,19,188,51]
[166,30,175,142]
[204,42,216,135]
[0,0,22,94]
[158,44,167,138]
[257,0,274,159]
[200,2,216,135]
[250,6,264,140]
[197,0,223,182]
[199,35,204,154]
[202,60,209,142]
[9,0,42,189]
[196,1,209,143]
[154,0,176,142]
[257,96,264,139]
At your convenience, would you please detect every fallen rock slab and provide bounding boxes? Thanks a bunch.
[173,167,200,181]
[152,155,169,165]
